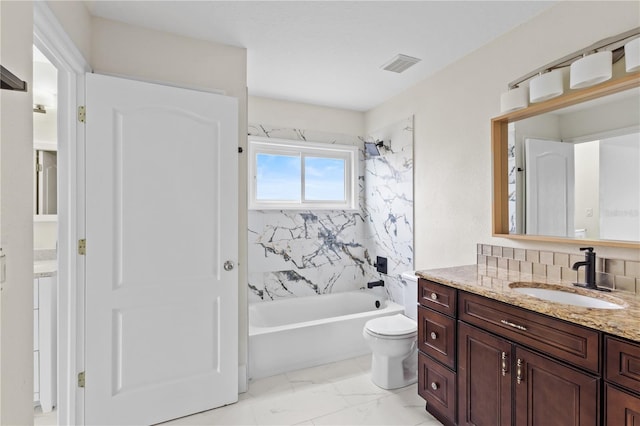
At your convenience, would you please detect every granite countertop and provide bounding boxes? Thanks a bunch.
[416,264,640,342]
[34,260,57,278]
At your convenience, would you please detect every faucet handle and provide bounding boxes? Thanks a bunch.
[579,247,594,253]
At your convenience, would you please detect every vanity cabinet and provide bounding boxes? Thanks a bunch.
[458,291,600,426]
[33,276,56,413]
[604,336,640,425]
[458,321,599,426]
[417,277,623,426]
[417,279,457,426]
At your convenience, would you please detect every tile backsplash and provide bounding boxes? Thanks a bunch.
[477,244,639,294]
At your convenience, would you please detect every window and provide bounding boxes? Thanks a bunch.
[249,137,358,210]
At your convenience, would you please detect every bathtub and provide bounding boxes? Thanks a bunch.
[249,291,403,379]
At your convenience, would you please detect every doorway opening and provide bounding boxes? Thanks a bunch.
[32,44,59,426]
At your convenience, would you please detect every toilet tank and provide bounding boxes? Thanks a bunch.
[401,271,418,320]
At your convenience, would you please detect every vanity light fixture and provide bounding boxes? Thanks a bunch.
[500,86,528,113]
[33,90,56,114]
[569,51,612,89]
[625,37,640,73]
[500,27,639,112]
[529,69,564,103]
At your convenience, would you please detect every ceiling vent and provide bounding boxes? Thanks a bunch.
[381,54,421,73]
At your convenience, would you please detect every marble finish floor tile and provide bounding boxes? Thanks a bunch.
[165,355,441,426]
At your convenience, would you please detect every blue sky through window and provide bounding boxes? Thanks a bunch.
[305,157,345,201]
[256,154,346,202]
[256,153,301,200]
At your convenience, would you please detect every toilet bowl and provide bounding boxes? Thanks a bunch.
[362,271,419,389]
[363,314,417,389]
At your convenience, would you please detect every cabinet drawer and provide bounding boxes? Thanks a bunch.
[606,336,640,393]
[459,291,601,373]
[605,383,640,426]
[418,279,456,317]
[418,306,456,370]
[418,351,456,426]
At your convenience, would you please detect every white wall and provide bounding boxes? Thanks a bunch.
[574,141,600,239]
[365,1,640,267]
[46,0,92,64]
[0,1,35,424]
[599,133,640,241]
[249,96,365,136]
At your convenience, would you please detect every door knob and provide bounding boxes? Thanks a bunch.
[223,260,235,271]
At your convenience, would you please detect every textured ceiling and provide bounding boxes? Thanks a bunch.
[85,1,555,111]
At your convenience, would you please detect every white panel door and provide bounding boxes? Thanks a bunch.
[85,73,238,425]
[525,138,575,237]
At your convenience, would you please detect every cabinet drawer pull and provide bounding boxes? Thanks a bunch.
[430,331,438,340]
[500,319,527,331]
[431,382,439,390]
[516,358,523,384]
[501,352,508,376]
[430,292,438,301]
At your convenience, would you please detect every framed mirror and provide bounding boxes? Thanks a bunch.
[492,73,640,248]
[33,142,57,220]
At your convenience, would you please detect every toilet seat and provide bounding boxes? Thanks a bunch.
[365,314,417,338]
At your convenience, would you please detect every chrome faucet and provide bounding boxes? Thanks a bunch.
[572,247,609,292]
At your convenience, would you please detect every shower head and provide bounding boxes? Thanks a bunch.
[365,140,389,157]
[364,141,381,156]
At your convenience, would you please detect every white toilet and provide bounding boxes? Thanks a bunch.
[363,271,418,389]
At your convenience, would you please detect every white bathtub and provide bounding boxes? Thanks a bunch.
[248,291,403,379]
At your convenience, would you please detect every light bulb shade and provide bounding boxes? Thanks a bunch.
[529,69,564,103]
[500,86,528,113]
[570,51,612,89]
[625,37,640,73]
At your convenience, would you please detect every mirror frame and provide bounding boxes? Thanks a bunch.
[492,73,640,249]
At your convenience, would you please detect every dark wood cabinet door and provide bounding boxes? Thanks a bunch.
[418,352,457,426]
[418,306,456,370]
[605,383,640,426]
[419,278,457,316]
[458,322,512,426]
[514,346,599,426]
[605,336,640,394]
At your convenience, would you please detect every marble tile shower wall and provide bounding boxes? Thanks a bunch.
[477,244,640,294]
[363,117,414,305]
[247,120,414,303]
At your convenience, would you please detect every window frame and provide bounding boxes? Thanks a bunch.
[248,136,358,210]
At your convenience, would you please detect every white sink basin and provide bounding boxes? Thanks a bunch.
[511,287,625,310]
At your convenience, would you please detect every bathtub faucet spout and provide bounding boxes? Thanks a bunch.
[367,280,385,289]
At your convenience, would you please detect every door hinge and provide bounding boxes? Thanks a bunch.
[78,371,85,388]
[78,106,86,123]
[36,163,43,173]
[78,239,86,255]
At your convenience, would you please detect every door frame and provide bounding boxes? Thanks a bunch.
[34,2,90,424]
